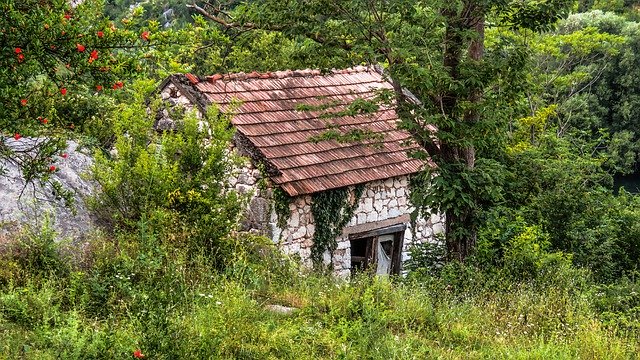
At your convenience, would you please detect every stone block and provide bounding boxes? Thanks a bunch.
[374,199,383,211]
[357,213,366,224]
[236,184,254,195]
[366,212,378,222]
[292,224,306,239]
[306,223,315,237]
[432,222,445,235]
[289,211,300,228]
[384,178,394,188]
[379,207,388,220]
[363,198,373,212]
[397,188,405,197]
[389,208,401,218]
[337,240,350,250]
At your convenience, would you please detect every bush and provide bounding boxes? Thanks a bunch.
[90,88,244,266]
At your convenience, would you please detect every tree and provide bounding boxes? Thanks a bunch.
[189,0,571,261]
[0,0,148,195]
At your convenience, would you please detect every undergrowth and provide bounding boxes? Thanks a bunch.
[0,222,639,359]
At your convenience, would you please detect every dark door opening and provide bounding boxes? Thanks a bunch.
[350,225,404,275]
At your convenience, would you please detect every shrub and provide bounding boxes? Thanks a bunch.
[90,89,244,266]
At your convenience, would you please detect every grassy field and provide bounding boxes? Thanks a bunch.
[0,227,638,359]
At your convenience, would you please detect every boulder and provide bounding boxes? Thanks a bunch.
[0,138,96,242]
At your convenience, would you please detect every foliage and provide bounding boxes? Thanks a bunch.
[205,0,574,261]
[1,223,640,358]
[272,186,292,230]
[90,83,243,264]
[310,185,364,268]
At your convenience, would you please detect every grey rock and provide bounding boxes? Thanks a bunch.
[0,138,96,242]
[264,304,298,315]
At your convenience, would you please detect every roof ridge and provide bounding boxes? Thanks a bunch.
[202,65,377,83]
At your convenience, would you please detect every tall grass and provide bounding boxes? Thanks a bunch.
[0,224,638,359]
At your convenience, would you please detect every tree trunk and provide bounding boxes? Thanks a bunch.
[440,3,484,262]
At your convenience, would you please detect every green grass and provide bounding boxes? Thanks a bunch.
[0,228,638,359]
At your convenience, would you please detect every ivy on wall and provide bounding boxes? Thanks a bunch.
[310,184,365,267]
[272,186,292,229]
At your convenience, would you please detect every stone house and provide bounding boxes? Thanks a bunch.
[157,66,443,277]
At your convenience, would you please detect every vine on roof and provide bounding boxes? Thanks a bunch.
[310,184,365,268]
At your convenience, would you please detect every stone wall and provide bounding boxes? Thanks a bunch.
[227,156,444,277]
[266,176,443,277]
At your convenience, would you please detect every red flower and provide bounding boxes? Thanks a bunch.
[14,48,22,54]
[112,81,124,90]
[20,99,27,106]
[64,13,71,20]
[76,44,85,52]
[60,88,67,96]
[96,85,103,91]
[140,31,150,41]
[13,133,21,140]
[49,165,56,172]
[133,349,145,358]
[97,30,104,38]
[89,50,98,63]
[61,153,68,159]
[41,118,49,124]
[17,54,24,63]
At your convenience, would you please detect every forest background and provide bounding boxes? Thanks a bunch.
[2,0,640,358]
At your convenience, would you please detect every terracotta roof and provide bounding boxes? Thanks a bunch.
[167,66,430,196]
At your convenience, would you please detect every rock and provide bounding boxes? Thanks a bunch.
[363,198,373,212]
[292,225,306,240]
[265,304,298,315]
[289,211,300,228]
[0,138,96,242]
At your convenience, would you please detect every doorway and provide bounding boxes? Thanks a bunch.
[349,225,404,275]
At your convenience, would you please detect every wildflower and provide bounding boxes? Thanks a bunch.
[60,88,67,96]
[89,50,98,63]
[17,53,24,62]
[14,48,22,54]
[64,13,71,20]
[133,349,145,358]
[97,31,104,38]
[96,85,103,91]
[44,24,49,30]
[49,165,56,172]
[13,133,21,140]
[76,43,85,52]
[20,99,27,106]
[141,31,150,41]
[41,118,48,124]
[61,153,68,159]
[112,81,124,90]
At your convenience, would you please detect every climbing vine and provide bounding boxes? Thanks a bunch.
[272,186,292,229]
[310,184,365,267]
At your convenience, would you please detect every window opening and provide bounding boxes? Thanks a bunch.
[350,225,405,275]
